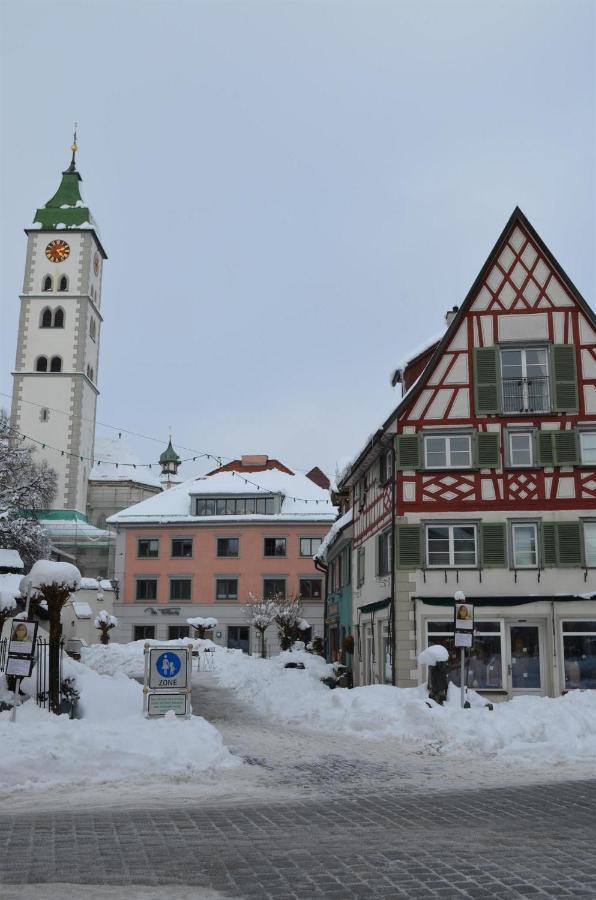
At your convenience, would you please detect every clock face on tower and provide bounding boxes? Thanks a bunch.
[93,252,100,276]
[45,239,70,263]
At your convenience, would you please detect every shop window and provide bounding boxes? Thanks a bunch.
[171,538,193,558]
[168,626,190,640]
[511,523,538,568]
[217,537,239,557]
[426,524,477,567]
[133,625,155,641]
[138,539,159,558]
[562,621,596,689]
[299,578,322,600]
[426,621,503,689]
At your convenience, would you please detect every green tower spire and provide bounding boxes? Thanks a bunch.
[33,128,97,230]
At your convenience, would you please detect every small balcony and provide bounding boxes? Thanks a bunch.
[502,376,550,414]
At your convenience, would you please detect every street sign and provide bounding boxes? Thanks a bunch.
[148,648,191,690]
[147,692,189,717]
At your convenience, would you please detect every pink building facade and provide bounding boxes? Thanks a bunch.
[109,456,336,652]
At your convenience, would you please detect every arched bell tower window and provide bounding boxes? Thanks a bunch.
[40,308,52,328]
[36,356,48,372]
[53,307,64,328]
[89,318,96,340]
[58,275,68,292]
[42,276,52,292]
[50,356,62,373]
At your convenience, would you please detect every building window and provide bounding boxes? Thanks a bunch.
[264,537,286,557]
[512,523,538,568]
[35,356,48,372]
[356,477,367,509]
[53,307,64,328]
[357,546,365,587]
[426,524,477,567]
[263,578,286,599]
[501,347,550,413]
[584,523,596,567]
[300,537,322,557]
[562,621,596,689]
[216,578,238,601]
[379,448,393,484]
[169,578,191,601]
[377,529,392,576]
[424,434,472,469]
[195,496,275,516]
[217,537,239,557]
[50,356,62,373]
[137,539,159,558]
[90,318,96,341]
[58,275,68,292]
[168,626,190,639]
[40,308,52,328]
[427,621,503,689]
[136,579,157,601]
[133,625,155,641]
[42,275,52,292]
[509,431,534,467]
[299,578,322,600]
[40,407,50,422]
[171,538,193,558]
[580,432,596,465]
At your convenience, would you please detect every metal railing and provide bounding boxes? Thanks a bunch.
[502,376,550,413]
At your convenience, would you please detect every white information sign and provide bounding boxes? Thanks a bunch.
[455,632,472,648]
[148,648,191,690]
[6,656,34,677]
[147,693,189,717]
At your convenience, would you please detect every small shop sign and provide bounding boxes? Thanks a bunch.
[143,644,192,719]
[6,619,38,721]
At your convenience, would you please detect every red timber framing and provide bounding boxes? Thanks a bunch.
[394,207,596,514]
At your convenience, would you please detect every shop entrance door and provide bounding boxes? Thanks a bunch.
[227,626,250,654]
[506,623,546,696]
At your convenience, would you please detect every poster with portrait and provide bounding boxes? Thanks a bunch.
[454,602,474,631]
[8,619,38,658]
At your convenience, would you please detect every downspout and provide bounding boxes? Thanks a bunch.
[390,441,397,686]
[314,557,328,659]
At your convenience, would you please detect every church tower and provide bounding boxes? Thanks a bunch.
[10,136,107,514]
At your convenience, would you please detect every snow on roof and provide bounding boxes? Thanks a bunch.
[108,467,337,524]
[90,438,162,489]
[79,578,113,591]
[73,600,93,619]
[0,573,23,611]
[39,515,113,542]
[316,508,353,562]
[0,549,24,570]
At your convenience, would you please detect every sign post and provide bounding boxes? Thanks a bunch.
[143,644,192,719]
[6,619,38,722]
[453,593,473,709]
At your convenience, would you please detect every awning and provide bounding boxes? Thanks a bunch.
[358,597,391,614]
[416,595,596,607]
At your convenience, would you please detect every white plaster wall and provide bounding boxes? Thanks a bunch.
[26,232,85,294]
[20,297,78,370]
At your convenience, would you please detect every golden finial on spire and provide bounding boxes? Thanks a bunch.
[68,122,78,171]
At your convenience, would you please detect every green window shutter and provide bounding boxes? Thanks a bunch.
[396,434,421,470]
[537,431,554,466]
[473,347,499,414]
[553,430,579,466]
[396,524,423,569]
[552,344,579,413]
[541,523,557,566]
[556,522,583,566]
[474,431,500,468]
[480,523,507,567]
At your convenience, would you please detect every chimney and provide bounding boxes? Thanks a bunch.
[445,305,459,327]
[241,454,268,467]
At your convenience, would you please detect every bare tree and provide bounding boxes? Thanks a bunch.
[243,595,278,658]
[273,595,304,652]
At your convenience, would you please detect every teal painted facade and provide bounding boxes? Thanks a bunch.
[323,516,353,664]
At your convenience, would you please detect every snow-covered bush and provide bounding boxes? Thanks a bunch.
[243,596,278,658]
[94,610,118,646]
[274,595,304,651]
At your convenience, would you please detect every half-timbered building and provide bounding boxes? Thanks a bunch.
[341,208,596,698]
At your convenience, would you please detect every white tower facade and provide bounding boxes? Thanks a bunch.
[10,142,107,514]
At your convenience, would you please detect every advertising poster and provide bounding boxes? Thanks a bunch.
[8,620,38,657]
[454,602,474,631]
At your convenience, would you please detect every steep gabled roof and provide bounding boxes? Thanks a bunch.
[339,207,596,489]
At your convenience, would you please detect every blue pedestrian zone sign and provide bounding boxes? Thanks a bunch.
[156,652,181,679]
[147,647,190,690]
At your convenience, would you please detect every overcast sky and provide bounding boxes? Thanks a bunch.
[1,0,594,480]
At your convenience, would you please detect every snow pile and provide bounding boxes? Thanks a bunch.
[94,610,118,628]
[21,560,81,593]
[82,638,204,678]
[0,657,235,794]
[211,649,596,763]
[187,616,218,629]
[418,645,449,667]
[0,573,22,613]
[79,577,113,591]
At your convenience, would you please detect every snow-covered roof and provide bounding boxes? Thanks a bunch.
[73,600,93,619]
[0,549,24,570]
[89,438,162,489]
[316,508,353,562]
[108,467,337,525]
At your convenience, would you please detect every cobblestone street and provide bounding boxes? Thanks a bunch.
[1,676,596,899]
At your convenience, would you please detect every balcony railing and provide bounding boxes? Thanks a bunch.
[502,376,550,413]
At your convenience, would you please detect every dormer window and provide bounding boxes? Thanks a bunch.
[195,495,276,516]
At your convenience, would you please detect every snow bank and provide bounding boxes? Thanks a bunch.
[418,645,449,666]
[0,656,235,794]
[81,638,207,678]
[212,648,596,763]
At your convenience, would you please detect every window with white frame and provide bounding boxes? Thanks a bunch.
[562,620,596,689]
[426,621,503,689]
[580,432,596,465]
[501,347,550,413]
[584,522,596,567]
[508,431,534,467]
[424,434,472,469]
[377,530,392,576]
[425,524,477,567]
[511,523,538,568]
